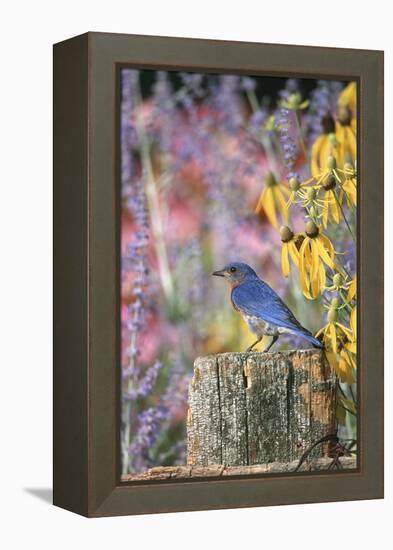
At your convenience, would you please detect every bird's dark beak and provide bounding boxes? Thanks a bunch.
[212,269,227,277]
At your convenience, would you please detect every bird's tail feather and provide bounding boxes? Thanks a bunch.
[296,328,323,349]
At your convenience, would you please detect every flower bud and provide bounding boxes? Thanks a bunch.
[280,225,294,243]
[333,273,343,287]
[323,174,336,191]
[265,171,277,187]
[305,221,319,238]
[287,92,302,109]
[289,176,300,192]
[309,206,318,219]
[327,156,336,170]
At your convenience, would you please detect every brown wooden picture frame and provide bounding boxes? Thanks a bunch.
[53,32,384,517]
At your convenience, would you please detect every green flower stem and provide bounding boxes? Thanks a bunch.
[338,402,357,417]
[339,289,353,314]
[246,89,259,114]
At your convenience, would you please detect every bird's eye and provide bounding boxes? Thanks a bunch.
[230,266,237,273]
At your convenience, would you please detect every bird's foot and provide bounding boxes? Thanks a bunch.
[245,338,262,352]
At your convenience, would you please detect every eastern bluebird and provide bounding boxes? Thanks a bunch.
[212,262,323,352]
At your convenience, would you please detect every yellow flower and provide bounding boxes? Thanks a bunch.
[337,306,357,382]
[338,162,357,208]
[279,225,300,277]
[312,155,342,188]
[316,299,356,383]
[295,182,340,229]
[320,176,342,227]
[336,82,357,167]
[347,276,357,302]
[335,109,356,167]
[338,82,357,115]
[255,171,290,228]
[326,348,356,384]
[316,300,349,351]
[306,155,347,228]
[310,115,338,176]
[298,221,336,299]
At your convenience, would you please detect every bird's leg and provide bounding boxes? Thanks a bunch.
[263,334,279,352]
[246,337,262,352]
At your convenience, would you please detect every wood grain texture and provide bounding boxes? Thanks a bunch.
[187,350,337,466]
[122,457,356,482]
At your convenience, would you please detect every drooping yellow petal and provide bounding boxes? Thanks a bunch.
[299,238,312,299]
[288,240,299,265]
[281,243,290,277]
[346,126,357,161]
[315,236,335,269]
[310,266,320,298]
[338,82,357,113]
[319,262,326,289]
[337,322,352,340]
[336,124,357,166]
[325,349,336,363]
[318,234,335,259]
[274,186,289,223]
[343,179,357,207]
[311,136,324,178]
[347,276,357,302]
[331,191,341,224]
[311,239,320,283]
[255,188,266,214]
[264,187,278,228]
[350,306,357,336]
[311,135,333,178]
[337,352,356,384]
[329,322,337,354]
[315,325,326,339]
[346,341,357,354]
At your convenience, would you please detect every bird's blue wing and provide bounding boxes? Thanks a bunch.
[232,280,305,333]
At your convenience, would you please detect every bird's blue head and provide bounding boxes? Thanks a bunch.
[212,262,258,286]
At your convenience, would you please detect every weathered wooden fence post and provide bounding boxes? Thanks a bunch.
[187,349,337,466]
